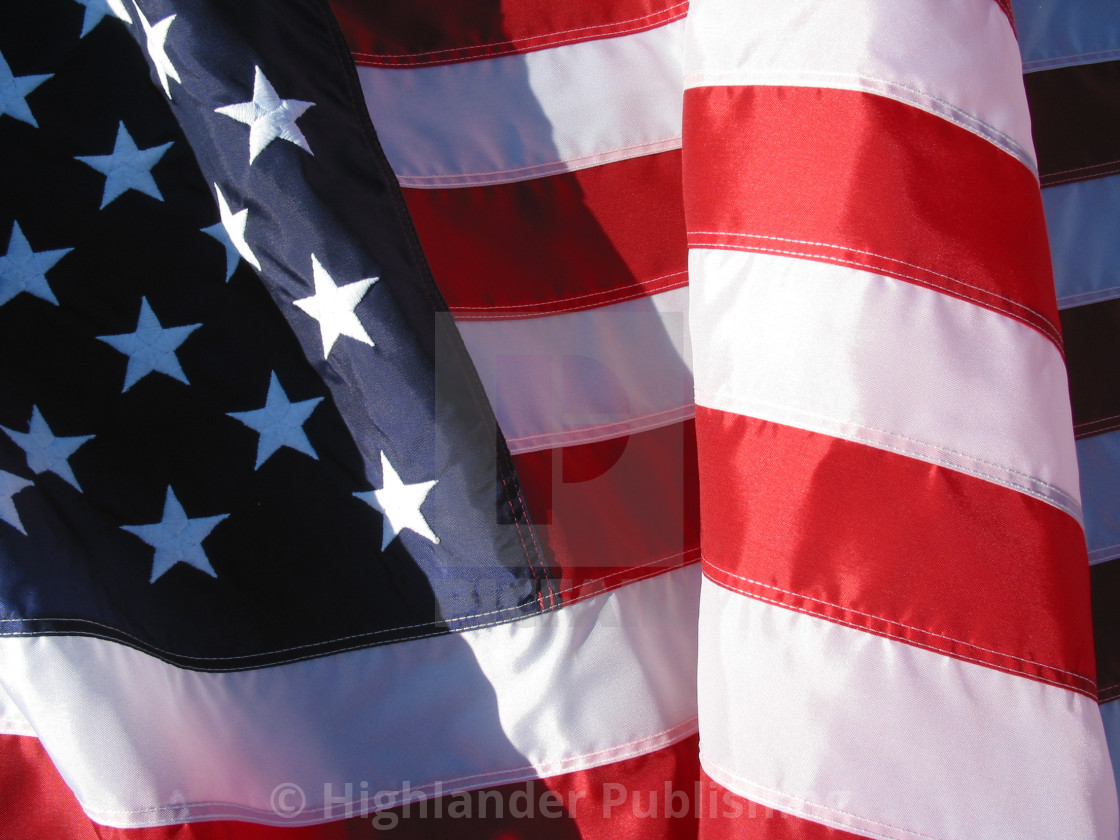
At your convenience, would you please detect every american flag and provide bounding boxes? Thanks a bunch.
[0,0,1117,838]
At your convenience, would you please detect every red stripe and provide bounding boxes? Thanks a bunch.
[0,732,701,838]
[0,733,358,839]
[329,0,687,67]
[682,85,1061,349]
[405,152,688,319]
[696,772,869,840]
[514,420,700,604]
[696,407,1096,695]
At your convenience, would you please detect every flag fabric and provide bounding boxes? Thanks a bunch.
[1015,0,1120,813]
[0,0,1117,839]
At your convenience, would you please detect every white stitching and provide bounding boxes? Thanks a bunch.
[703,559,1096,692]
[689,231,1062,346]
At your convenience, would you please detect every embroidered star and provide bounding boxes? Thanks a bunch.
[0,50,51,128]
[201,222,239,282]
[122,487,228,583]
[0,222,71,307]
[293,255,377,358]
[75,122,173,209]
[1,407,93,492]
[355,452,440,551]
[228,372,323,469]
[209,184,260,274]
[0,470,33,535]
[134,4,180,98]
[72,0,132,37]
[97,297,202,392]
[214,66,314,164]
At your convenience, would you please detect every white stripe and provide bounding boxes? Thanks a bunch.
[457,286,693,454]
[683,0,1035,170]
[0,680,33,736]
[357,21,684,187]
[0,565,700,828]
[689,248,1081,518]
[699,579,1119,840]
[1015,0,1120,72]
[1045,174,1120,310]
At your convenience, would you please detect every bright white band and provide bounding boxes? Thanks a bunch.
[699,578,1119,840]
[689,248,1081,518]
[458,286,693,454]
[0,565,700,828]
[358,21,684,187]
[683,0,1034,169]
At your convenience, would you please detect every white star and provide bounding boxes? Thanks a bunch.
[0,222,71,307]
[97,297,202,392]
[72,0,132,37]
[0,470,33,535]
[293,255,377,358]
[134,3,180,98]
[210,184,260,272]
[122,487,228,583]
[1,407,93,491]
[0,50,51,128]
[200,221,239,282]
[75,121,173,209]
[214,66,314,164]
[228,372,323,469]
[355,452,440,551]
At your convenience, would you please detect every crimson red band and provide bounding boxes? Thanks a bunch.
[682,85,1062,349]
[514,419,700,604]
[0,732,702,840]
[329,0,687,67]
[404,152,688,319]
[696,772,870,840]
[696,407,1096,695]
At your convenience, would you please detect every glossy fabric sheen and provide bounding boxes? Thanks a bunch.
[696,408,1096,693]
[0,732,704,840]
[683,0,1034,168]
[683,86,1060,346]
[457,286,692,454]
[698,578,1119,840]
[688,248,1081,519]
[331,0,686,66]
[0,565,701,828]
[403,151,687,318]
[356,20,684,186]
